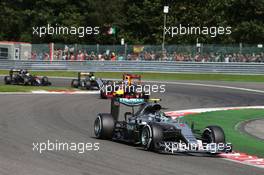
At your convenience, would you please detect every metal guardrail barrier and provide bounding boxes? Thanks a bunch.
[1,60,264,74]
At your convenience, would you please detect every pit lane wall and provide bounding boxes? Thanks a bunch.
[1,60,264,74]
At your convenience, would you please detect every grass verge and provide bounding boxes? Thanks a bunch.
[1,70,264,82]
[0,85,74,92]
[184,109,264,157]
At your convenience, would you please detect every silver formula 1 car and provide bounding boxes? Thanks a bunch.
[94,98,232,154]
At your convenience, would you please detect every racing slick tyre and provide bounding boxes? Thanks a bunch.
[4,76,11,84]
[100,90,107,99]
[71,79,79,88]
[202,125,225,144]
[30,80,38,86]
[85,80,91,90]
[94,113,115,139]
[141,123,163,151]
[80,80,87,90]
[23,77,30,85]
[41,76,50,86]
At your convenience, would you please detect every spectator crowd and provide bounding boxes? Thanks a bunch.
[31,45,264,63]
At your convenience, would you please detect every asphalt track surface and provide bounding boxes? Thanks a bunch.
[244,119,264,140]
[1,77,264,175]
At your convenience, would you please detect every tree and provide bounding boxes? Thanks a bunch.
[0,0,263,44]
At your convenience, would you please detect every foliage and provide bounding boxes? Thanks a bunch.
[0,0,263,44]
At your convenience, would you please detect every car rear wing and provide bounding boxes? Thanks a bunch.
[113,97,161,106]
[9,69,21,73]
[9,69,22,76]
[123,73,141,86]
[77,72,97,81]
[123,73,141,80]
[78,72,93,77]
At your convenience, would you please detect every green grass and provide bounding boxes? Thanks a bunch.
[0,85,74,92]
[184,109,264,157]
[1,70,264,92]
[2,70,264,82]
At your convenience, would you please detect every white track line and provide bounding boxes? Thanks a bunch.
[26,76,264,94]
[167,106,264,114]
[147,80,264,94]
[166,106,264,169]
[0,90,100,95]
[1,80,264,95]
[31,90,100,94]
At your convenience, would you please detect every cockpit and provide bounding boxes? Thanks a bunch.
[131,103,170,122]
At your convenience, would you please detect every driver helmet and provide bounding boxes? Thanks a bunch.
[90,76,96,81]
[124,77,129,86]
[20,69,28,74]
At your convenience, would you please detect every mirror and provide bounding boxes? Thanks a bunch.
[124,112,132,121]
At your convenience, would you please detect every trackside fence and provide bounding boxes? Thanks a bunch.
[1,60,264,74]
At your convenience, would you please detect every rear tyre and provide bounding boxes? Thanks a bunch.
[85,80,91,90]
[4,76,11,84]
[80,80,86,90]
[71,79,79,88]
[94,113,115,139]
[100,90,107,99]
[202,125,225,144]
[141,123,163,151]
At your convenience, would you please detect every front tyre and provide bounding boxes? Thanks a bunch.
[94,113,115,139]
[202,125,225,144]
[24,77,30,85]
[71,79,79,88]
[42,76,50,86]
[141,123,163,151]
[4,76,11,84]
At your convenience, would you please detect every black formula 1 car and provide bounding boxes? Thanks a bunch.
[4,69,51,86]
[71,72,103,90]
[94,98,232,154]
